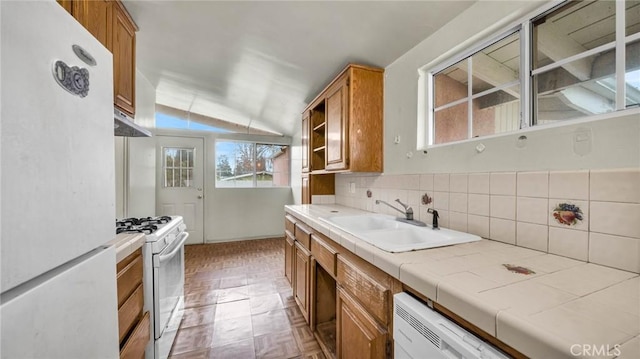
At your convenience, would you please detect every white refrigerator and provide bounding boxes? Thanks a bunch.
[1,1,119,358]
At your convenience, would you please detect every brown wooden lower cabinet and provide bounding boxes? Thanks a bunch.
[294,241,311,322]
[284,231,295,285]
[120,311,150,359]
[116,248,148,358]
[336,286,387,359]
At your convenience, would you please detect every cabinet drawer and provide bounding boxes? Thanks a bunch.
[336,256,389,325]
[118,283,144,343]
[120,311,150,359]
[117,250,143,308]
[285,214,296,237]
[295,222,311,250]
[311,234,337,277]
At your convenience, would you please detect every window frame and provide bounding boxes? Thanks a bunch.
[421,0,640,149]
[214,139,291,189]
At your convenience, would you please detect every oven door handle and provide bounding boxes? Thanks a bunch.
[156,232,189,267]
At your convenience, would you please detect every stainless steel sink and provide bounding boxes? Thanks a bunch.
[320,214,481,252]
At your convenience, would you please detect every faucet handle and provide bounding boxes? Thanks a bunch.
[395,199,410,210]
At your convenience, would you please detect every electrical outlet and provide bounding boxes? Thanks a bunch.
[349,182,356,194]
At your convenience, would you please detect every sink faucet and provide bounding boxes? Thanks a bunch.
[427,208,440,230]
[375,199,414,220]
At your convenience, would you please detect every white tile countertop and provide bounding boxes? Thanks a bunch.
[108,233,146,263]
[285,204,640,359]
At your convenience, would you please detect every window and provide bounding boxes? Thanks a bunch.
[163,147,194,188]
[433,32,521,144]
[215,141,290,188]
[425,0,640,146]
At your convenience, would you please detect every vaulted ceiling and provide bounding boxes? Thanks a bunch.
[123,1,476,136]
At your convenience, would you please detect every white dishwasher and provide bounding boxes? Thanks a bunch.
[394,293,509,359]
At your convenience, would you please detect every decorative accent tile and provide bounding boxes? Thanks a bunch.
[552,203,584,226]
[421,193,433,205]
[517,197,549,225]
[591,168,640,204]
[549,200,588,231]
[517,171,549,198]
[490,195,516,220]
[490,172,516,196]
[548,227,589,261]
[590,201,640,239]
[502,264,536,275]
[549,170,589,200]
[450,173,468,193]
[516,222,548,252]
[468,173,490,194]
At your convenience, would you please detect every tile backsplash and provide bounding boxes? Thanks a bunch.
[335,168,640,274]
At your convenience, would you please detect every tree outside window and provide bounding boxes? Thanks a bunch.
[215,141,290,188]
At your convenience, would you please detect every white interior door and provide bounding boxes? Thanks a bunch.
[156,136,204,245]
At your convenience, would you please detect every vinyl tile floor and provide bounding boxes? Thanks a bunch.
[168,238,325,359]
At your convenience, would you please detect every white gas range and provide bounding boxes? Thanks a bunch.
[116,216,188,359]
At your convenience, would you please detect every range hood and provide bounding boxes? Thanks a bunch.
[114,109,152,137]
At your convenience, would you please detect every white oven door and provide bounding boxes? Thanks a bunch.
[153,232,188,340]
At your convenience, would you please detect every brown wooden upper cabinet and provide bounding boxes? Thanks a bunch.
[57,0,137,117]
[112,1,137,116]
[302,64,383,173]
[325,75,349,171]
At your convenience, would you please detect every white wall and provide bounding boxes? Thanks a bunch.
[155,129,294,242]
[383,0,640,174]
[290,119,303,204]
[127,70,156,217]
[114,69,157,218]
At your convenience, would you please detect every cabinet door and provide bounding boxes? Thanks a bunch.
[301,175,310,204]
[294,242,311,323]
[284,232,295,286]
[72,0,112,49]
[56,0,73,14]
[112,3,136,116]
[336,287,387,359]
[302,112,310,173]
[325,76,349,171]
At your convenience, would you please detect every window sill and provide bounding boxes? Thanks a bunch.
[422,107,640,151]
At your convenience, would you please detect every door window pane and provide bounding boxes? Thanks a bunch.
[163,147,195,188]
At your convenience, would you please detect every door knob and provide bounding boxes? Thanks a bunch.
[197,195,203,199]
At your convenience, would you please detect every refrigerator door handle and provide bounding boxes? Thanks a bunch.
[155,232,189,267]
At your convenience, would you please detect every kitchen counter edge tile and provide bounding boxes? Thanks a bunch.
[285,204,640,358]
[109,233,146,263]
